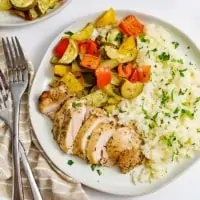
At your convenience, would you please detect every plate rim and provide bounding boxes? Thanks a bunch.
[28,9,200,196]
[0,0,72,27]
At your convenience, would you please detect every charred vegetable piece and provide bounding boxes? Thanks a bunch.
[60,72,84,93]
[28,8,39,20]
[95,8,117,27]
[54,65,71,77]
[95,67,112,88]
[121,80,144,99]
[103,104,117,113]
[71,23,94,40]
[83,72,96,86]
[118,36,136,55]
[103,84,121,103]
[37,0,57,15]
[105,45,137,63]
[58,39,78,64]
[117,63,133,78]
[80,54,100,70]
[137,65,151,83]
[54,38,69,58]
[106,28,123,47]
[72,60,91,72]
[10,0,36,11]
[50,56,59,64]
[9,9,27,19]
[99,59,119,69]
[0,0,12,10]
[83,89,108,107]
[119,15,144,36]
[111,72,122,86]
[78,40,98,56]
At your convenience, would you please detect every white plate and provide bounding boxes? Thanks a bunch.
[0,0,71,27]
[29,10,200,196]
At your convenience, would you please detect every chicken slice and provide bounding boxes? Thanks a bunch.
[106,126,141,164]
[52,100,71,141]
[38,83,71,119]
[73,114,107,159]
[58,101,88,154]
[118,147,144,173]
[86,123,116,167]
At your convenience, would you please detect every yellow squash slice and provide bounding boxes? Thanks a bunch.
[95,8,117,28]
[71,23,94,40]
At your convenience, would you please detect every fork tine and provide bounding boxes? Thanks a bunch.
[0,70,8,109]
[15,37,26,64]
[11,37,21,81]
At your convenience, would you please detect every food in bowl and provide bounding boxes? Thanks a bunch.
[38,8,200,184]
[0,0,63,20]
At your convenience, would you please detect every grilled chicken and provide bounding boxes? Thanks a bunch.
[73,115,108,159]
[38,83,71,119]
[106,126,142,172]
[118,147,143,173]
[53,99,88,154]
[86,123,116,166]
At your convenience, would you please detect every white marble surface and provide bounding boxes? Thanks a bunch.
[1,0,200,199]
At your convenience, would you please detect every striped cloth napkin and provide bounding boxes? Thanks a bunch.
[0,41,89,200]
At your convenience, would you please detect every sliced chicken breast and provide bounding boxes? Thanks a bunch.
[106,126,141,163]
[52,100,71,141]
[38,83,71,119]
[58,102,88,154]
[118,147,144,173]
[73,114,107,159]
[86,123,116,166]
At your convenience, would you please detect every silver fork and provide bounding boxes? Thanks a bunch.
[0,69,43,200]
[2,37,42,200]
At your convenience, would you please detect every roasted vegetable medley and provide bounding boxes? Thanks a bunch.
[49,8,151,111]
[0,0,62,20]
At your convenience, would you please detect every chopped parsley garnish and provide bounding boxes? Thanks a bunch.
[158,52,170,61]
[194,97,200,104]
[72,102,82,108]
[139,35,150,43]
[181,109,194,119]
[189,62,193,65]
[165,113,171,117]
[187,46,190,49]
[173,107,180,114]
[171,58,183,64]
[163,134,176,147]
[115,32,123,43]
[97,169,102,176]
[149,123,155,129]
[171,89,175,101]
[172,149,179,161]
[197,128,200,133]
[87,136,91,140]
[142,101,149,119]
[91,164,96,171]
[152,112,158,122]
[67,160,74,166]
[172,41,179,49]
[179,69,187,77]
[161,91,169,105]
[152,48,158,52]
[178,88,185,96]
[64,31,73,36]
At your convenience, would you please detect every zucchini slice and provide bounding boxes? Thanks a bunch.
[10,0,36,11]
[121,80,144,99]
[37,0,57,15]
[0,0,12,10]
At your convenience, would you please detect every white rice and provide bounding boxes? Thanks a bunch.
[116,24,200,183]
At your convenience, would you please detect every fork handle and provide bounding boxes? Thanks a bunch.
[19,142,43,200]
[12,102,24,200]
